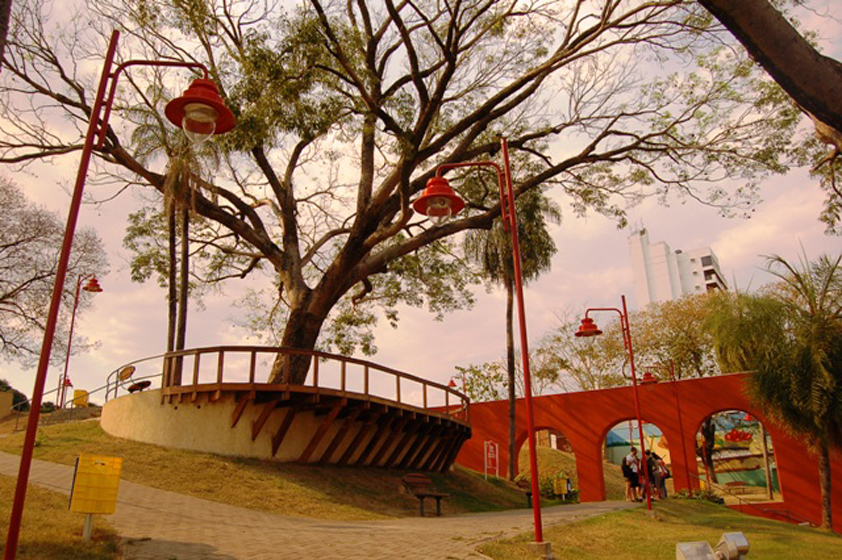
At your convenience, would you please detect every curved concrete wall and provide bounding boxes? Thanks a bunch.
[103,389,366,463]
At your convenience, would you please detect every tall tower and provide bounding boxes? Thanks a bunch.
[629,228,727,307]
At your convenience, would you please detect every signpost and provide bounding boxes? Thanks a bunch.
[69,455,123,542]
[484,441,499,480]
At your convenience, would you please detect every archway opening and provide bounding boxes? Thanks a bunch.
[517,428,578,501]
[603,420,675,502]
[695,410,780,504]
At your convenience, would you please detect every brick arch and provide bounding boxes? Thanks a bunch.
[455,373,842,532]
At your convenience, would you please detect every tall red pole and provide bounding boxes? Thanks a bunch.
[500,137,543,542]
[58,277,83,408]
[4,30,120,559]
[621,295,652,511]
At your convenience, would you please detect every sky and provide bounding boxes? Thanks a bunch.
[2,2,841,404]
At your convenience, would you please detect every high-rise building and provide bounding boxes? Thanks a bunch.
[629,228,727,307]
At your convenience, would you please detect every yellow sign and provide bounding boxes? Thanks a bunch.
[69,455,123,514]
[72,390,89,408]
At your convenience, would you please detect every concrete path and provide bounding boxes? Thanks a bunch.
[0,451,638,559]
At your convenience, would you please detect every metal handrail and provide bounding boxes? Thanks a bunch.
[687,471,814,526]
[105,346,470,423]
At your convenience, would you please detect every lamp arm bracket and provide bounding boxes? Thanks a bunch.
[97,60,210,148]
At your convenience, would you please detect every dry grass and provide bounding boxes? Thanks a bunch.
[480,498,842,559]
[0,419,530,520]
[518,445,628,500]
[0,475,120,559]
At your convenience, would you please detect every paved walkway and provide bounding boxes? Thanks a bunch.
[0,451,637,559]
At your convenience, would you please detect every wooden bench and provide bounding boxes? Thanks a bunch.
[402,473,449,517]
[724,481,753,495]
[516,478,533,508]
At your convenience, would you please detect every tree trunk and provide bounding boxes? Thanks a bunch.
[701,418,718,483]
[167,205,178,384]
[269,300,330,384]
[175,209,189,381]
[761,423,774,500]
[698,0,842,135]
[176,208,189,351]
[818,441,833,529]
[506,274,516,480]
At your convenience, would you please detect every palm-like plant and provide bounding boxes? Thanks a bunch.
[707,252,842,528]
[463,185,559,480]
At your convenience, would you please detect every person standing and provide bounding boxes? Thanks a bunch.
[625,447,642,501]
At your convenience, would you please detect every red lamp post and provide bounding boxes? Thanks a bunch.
[4,29,236,559]
[413,137,545,544]
[576,295,652,510]
[57,276,103,409]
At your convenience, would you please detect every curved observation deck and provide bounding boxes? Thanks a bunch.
[101,346,470,472]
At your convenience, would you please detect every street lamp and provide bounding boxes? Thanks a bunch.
[641,361,691,497]
[576,295,653,510]
[414,137,545,545]
[57,276,103,409]
[4,29,236,559]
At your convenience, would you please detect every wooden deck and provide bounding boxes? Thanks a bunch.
[106,346,471,471]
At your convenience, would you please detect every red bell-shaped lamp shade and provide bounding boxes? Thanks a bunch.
[165,78,236,144]
[82,277,103,293]
[448,379,457,389]
[575,317,603,337]
[413,176,465,225]
[641,371,657,384]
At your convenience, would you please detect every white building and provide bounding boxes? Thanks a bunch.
[629,228,728,307]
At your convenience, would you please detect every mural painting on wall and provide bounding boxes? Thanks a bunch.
[695,410,779,491]
[604,421,671,467]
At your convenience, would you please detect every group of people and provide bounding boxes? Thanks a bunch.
[620,446,671,502]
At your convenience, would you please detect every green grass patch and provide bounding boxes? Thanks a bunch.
[480,499,842,559]
[0,474,120,559]
[0,420,532,520]
[518,445,628,500]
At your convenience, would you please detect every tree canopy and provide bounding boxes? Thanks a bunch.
[0,177,109,366]
[0,0,811,381]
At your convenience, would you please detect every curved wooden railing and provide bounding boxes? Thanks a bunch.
[105,345,469,423]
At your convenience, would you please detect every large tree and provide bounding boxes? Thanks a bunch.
[698,0,842,234]
[0,177,108,366]
[0,0,805,382]
[707,253,842,529]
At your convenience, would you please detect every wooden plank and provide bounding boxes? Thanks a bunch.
[438,433,467,473]
[371,417,408,467]
[231,393,250,428]
[271,406,300,457]
[338,412,381,466]
[354,417,394,467]
[384,425,417,468]
[319,407,362,465]
[299,400,344,463]
[251,399,280,441]
[398,423,438,470]
[421,437,450,471]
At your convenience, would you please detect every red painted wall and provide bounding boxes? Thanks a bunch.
[456,373,842,532]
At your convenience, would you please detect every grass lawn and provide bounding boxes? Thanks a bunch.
[480,498,842,559]
[0,418,535,520]
[0,475,120,559]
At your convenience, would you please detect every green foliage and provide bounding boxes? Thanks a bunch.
[707,252,842,451]
[0,379,29,411]
[631,294,721,379]
[533,312,629,392]
[673,487,725,505]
